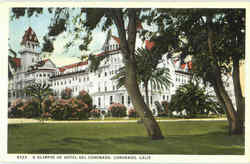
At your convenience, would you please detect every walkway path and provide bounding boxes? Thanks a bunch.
[8,118,227,124]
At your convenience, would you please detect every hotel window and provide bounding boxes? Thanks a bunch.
[64,80,66,84]
[98,97,101,106]
[163,95,165,100]
[122,96,124,104]
[105,72,107,77]
[110,96,113,105]
[98,74,101,78]
[105,86,107,92]
[150,96,153,105]
[128,96,131,105]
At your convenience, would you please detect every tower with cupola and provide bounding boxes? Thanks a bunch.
[19,27,41,72]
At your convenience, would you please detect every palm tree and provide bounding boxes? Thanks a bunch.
[8,49,18,79]
[25,82,53,121]
[112,47,172,107]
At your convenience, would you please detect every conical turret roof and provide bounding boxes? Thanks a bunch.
[21,27,39,45]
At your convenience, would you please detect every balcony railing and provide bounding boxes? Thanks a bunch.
[50,69,87,79]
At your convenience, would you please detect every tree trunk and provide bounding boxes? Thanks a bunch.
[206,14,243,135]
[213,77,242,135]
[125,62,164,140]
[144,81,150,107]
[232,58,245,133]
[110,9,164,139]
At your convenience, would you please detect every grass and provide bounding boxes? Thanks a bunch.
[8,121,244,155]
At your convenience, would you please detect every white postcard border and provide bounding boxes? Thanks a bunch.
[0,1,249,163]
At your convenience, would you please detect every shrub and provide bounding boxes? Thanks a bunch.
[23,98,40,118]
[42,95,56,119]
[90,109,101,118]
[50,98,89,120]
[158,100,169,117]
[128,108,137,118]
[77,90,93,111]
[61,88,72,99]
[8,99,24,118]
[108,103,127,117]
[9,98,42,118]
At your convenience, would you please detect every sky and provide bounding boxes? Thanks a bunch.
[9,8,113,66]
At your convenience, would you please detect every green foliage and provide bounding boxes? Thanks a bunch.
[60,88,72,99]
[42,95,57,118]
[50,98,89,120]
[128,108,138,118]
[50,90,93,120]
[88,54,106,72]
[108,103,127,117]
[8,99,24,118]
[23,98,41,118]
[8,49,18,79]
[89,109,101,118]
[8,98,41,118]
[42,35,54,53]
[76,90,93,111]
[168,83,223,118]
[25,82,53,101]
[159,101,169,117]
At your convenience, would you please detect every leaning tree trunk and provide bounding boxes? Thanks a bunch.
[232,57,245,133]
[213,76,243,135]
[144,81,150,107]
[206,14,243,135]
[109,8,164,139]
[125,62,164,140]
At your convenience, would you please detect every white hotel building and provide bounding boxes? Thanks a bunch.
[8,27,236,111]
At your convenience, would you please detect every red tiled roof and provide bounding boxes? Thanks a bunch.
[13,58,21,67]
[96,49,120,57]
[58,61,88,72]
[59,67,66,72]
[137,22,143,30]
[96,52,105,57]
[111,36,120,44]
[174,59,179,64]
[145,40,155,51]
[44,59,49,62]
[181,63,186,69]
[21,27,39,45]
[188,61,192,70]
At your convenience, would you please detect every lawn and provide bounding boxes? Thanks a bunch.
[8,121,244,154]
